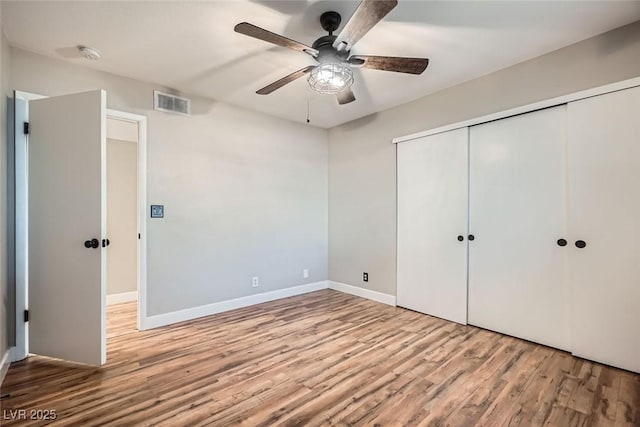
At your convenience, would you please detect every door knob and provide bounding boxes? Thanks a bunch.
[457,235,464,242]
[575,240,587,249]
[84,238,100,249]
[557,239,567,247]
[468,234,475,241]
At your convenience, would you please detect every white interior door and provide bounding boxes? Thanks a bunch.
[567,86,640,373]
[28,90,107,366]
[468,106,570,350]
[397,128,469,324]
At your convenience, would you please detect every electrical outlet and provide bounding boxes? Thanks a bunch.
[303,269,309,279]
[363,272,368,282]
[252,276,259,287]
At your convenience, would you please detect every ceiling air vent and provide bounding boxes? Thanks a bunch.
[154,90,191,116]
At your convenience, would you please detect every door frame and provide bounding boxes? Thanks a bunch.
[12,91,148,362]
[106,109,148,333]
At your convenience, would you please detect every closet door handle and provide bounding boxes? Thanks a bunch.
[468,234,475,241]
[575,240,587,249]
[557,238,567,247]
[457,235,464,242]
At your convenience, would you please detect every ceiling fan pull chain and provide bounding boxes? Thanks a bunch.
[306,96,311,124]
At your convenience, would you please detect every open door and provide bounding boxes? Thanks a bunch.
[28,90,107,366]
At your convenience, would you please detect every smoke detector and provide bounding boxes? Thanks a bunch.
[78,45,102,61]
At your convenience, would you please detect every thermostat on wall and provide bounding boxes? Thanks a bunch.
[150,205,164,218]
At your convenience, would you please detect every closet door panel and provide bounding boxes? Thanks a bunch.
[568,86,640,373]
[397,128,468,324]
[468,106,570,350]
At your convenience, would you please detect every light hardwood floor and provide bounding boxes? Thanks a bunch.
[2,289,639,426]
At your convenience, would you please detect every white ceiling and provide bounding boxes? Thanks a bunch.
[3,1,640,128]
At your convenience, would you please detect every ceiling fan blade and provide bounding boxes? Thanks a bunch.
[234,22,319,56]
[337,89,356,105]
[349,55,429,74]
[333,0,398,51]
[256,66,316,95]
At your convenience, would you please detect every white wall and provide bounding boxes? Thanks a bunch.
[106,137,137,296]
[9,47,328,316]
[328,20,640,296]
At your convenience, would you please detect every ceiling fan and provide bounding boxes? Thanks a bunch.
[234,0,429,105]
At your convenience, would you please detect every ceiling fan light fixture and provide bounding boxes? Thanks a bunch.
[308,63,354,94]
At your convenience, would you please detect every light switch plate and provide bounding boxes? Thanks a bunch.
[150,205,164,218]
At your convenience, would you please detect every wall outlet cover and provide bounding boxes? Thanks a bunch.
[303,269,309,278]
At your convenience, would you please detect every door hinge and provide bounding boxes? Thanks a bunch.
[24,310,29,322]
[23,122,30,135]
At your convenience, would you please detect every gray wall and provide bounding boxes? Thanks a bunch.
[106,138,138,296]
[10,48,328,316]
[0,4,9,358]
[328,21,640,296]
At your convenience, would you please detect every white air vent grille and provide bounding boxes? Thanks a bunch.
[154,90,191,116]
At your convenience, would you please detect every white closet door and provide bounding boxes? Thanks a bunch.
[397,128,468,324]
[567,86,640,373]
[468,106,570,350]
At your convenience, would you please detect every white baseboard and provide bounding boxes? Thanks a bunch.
[1,347,14,387]
[107,291,138,306]
[328,281,396,306]
[141,281,329,330]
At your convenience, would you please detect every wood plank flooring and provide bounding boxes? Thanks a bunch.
[1,289,639,426]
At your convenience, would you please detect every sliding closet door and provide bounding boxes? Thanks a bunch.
[567,86,640,373]
[397,128,468,324]
[468,106,570,350]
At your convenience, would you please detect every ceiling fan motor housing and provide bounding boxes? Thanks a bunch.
[312,35,348,64]
[313,11,349,64]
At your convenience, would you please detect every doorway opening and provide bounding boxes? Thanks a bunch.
[105,109,148,336]
[105,116,140,328]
